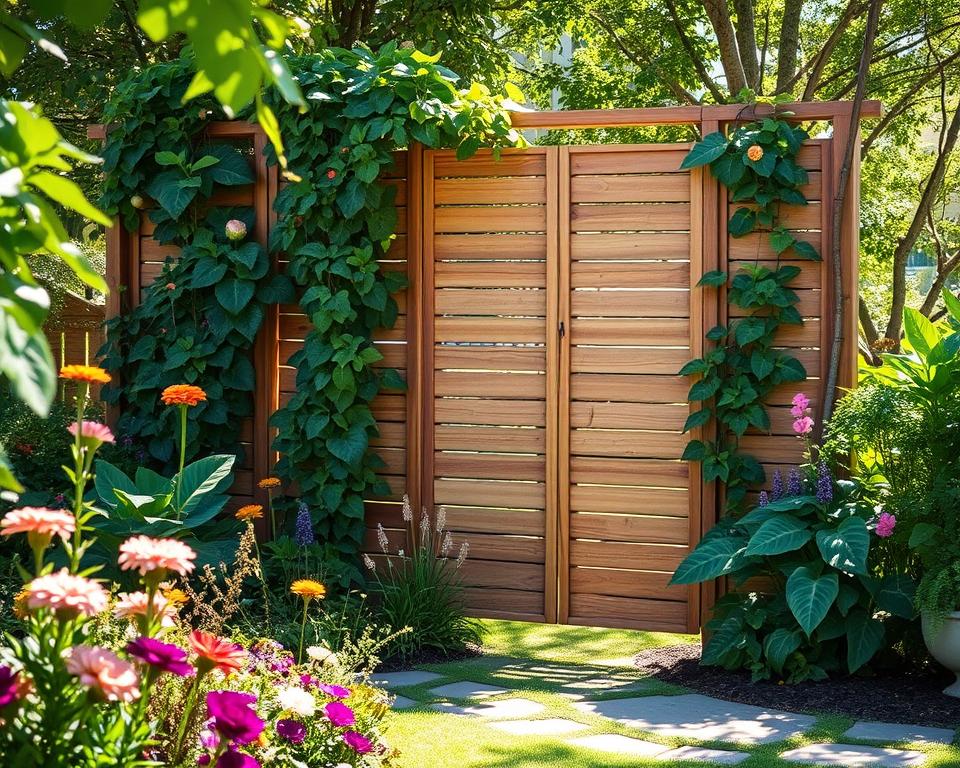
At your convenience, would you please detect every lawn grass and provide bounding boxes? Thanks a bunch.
[383,619,960,768]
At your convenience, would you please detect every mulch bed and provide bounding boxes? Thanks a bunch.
[377,644,481,672]
[635,642,960,728]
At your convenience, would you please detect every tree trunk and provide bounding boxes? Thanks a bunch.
[703,0,748,95]
[776,0,805,93]
[883,100,960,342]
[733,0,760,89]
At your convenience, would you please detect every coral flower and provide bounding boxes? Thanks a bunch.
[114,591,176,627]
[66,646,140,702]
[324,700,355,727]
[126,636,194,677]
[59,364,111,384]
[206,690,264,744]
[118,535,197,578]
[26,569,108,617]
[161,384,207,407]
[746,144,764,162]
[1,507,75,544]
[342,730,373,753]
[290,579,326,601]
[257,477,281,489]
[190,630,247,676]
[68,420,115,445]
[235,504,264,522]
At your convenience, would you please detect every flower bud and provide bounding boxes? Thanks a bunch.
[225,219,247,241]
[130,194,144,209]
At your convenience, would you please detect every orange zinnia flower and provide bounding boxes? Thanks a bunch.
[746,144,764,162]
[160,384,207,407]
[189,630,246,676]
[290,579,326,601]
[235,504,264,522]
[60,365,111,384]
[257,477,281,489]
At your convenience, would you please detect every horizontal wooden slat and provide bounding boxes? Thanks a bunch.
[570,373,689,403]
[458,532,546,563]
[728,202,821,230]
[435,398,546,426]
[435,317,545,344]
[570,456,688,487]
[570,512,688,545]
[570,429,685,459]
[435,371,544,399]
[433,152,546,177]
[434,234,546,260]
[435,425,544,453]
[571,232,690,260]
[727,229,821,260]
[434,346,546,371]
[444,506,545,536]
[571,261,689,289]
[464,588,544,618]
[572,318,689,346]
[569,402,687,431]
[435,288,547,315]
[570,149,690,175]
[570,567,686,600]
[436,206,546,233]
[435,260,545,288]
[460,559,545,590]
[435,479,545,510]
[571,203,689,232]
[571,346,690,375]
[571,290,689,317]
[434,451,545,481]
[567,594,688,632]
[569,485,688,516]
[436,177,546,204]
[571,174,690,203]
[570,540,687,571]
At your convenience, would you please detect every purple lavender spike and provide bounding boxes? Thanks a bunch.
[787,467,802,496]
[771,470,784,501]
[815,461,833,503]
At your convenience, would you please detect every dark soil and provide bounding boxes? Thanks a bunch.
[376,643,482,672]
[635,643,960,728]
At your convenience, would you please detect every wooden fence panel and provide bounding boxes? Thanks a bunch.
[47,293,106,401]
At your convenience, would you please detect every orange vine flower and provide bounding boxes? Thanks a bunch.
[59,365,111,384]
[160,384,207,407]
[257,477,281,489]
[746,144,764,162]
[235,504,264,522]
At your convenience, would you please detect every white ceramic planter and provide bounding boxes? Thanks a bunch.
[922,610,960,698]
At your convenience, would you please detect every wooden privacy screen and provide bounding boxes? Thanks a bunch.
[98,101,873,633]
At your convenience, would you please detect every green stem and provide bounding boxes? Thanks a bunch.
[70,383,88,572]
[298,598,310,664]
[175,403,187,520]
[173,674,201,762]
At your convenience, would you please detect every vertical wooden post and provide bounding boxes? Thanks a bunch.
[405,144,424,518]
[419,151,436,518]
[687,165,704,634]
[545,145,562,625]
[252,130,278,535]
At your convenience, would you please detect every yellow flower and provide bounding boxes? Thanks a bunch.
[160,384,207,407]
[59,365,111,384]
[290,579,326,601]
[746,144,764,162]
[235,504,264,522]
[162,587,188,606]
[12,588,29,619]
[257,477,281,489]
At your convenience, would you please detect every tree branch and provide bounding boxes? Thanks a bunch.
[733,0,760,90]
[664,0,728,103]
[702,0,748,95]
[823,0,881,425]
[792,0,866,99]
[776,0,804,93]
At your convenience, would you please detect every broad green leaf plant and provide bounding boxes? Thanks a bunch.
[99,47,520,553]
[679,115,820,510]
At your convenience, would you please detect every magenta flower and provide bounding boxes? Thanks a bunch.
[225,219,247,241]
[0,665,22,708]
[324,700,356,727]
[875,512,897,538]
[68,420,115,445]
[343,730,374,753]
[299,673,316,688]
[317,683,351,698]
[216,750,259,768]
[206,691,265,745]
[276,718,307,744]
[790,392,810,418]
[793,416,814,435]
[126,637,194,677]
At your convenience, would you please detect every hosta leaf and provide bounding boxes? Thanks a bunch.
[763,628,802,673]
[670,535,748,585]
[846,609,885,673]
[787,566,838,635]
[745,514,812,557]
[815,515,869,574]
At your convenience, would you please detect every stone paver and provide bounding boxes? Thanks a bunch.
[574,693,815,744]
[428,681,508,699]
[658,746,751,765]
[430,698,545,718]
[391,695,416,709]
[568,734,670,758]
[844,721,954,745]
[489,718,590,736]
[561,676,651,693]
[780,743,927,767]
[372,670,442,689]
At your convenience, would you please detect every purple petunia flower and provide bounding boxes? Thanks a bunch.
[787,468,802,497]
[127,637,195,677]
[0,665,21,708]
[771,470,784,501]
[300,673,316,688]
[758,490,769,507]
[206,691,265,746]
[815,461,833,504]
[317,683,351,698]
[216,749,259,768]
[276,718,307,744]
[324,700,356,727]
[295,501,314,547]
[342,730,373,753]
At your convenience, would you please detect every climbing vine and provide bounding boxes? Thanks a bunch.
[679,115,820,510]
[99,46,520,549]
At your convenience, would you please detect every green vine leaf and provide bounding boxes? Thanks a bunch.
[697,270,728,287]
[680,131,729,169]
[728,207,757,237]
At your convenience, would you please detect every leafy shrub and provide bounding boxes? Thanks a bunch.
[672,467,913,682]
[917,560,960,623]
[365,498,483,662]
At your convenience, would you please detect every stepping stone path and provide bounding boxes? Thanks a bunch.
[428,681,508,698]
[391,695,416,710]
[658,746,750,765]
[372,670,442,689]
[843,721,955,745]
[430,698,546,718]
[574,693,816,744]
[569,734,670,758]
[781,743,927,767]
[489,718,589,736]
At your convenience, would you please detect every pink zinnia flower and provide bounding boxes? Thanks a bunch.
[118,536,196,577]
[225,219,247,241]
[324,700,356,727]
[66,645,140,702]
[114,591,176,627]
[68,420,115,445]
[876,512,897,538]
[790,392,810,418]
[26,569,108,617]
[342,730,373,753]
[793,416,814,435]
[1,507,75,544]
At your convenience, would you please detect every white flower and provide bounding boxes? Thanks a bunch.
[306,645,337,665]
[278,685,316,717]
